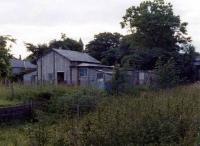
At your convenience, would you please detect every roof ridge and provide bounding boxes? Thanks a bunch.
[52,48,100,63]
[53,48,86,53]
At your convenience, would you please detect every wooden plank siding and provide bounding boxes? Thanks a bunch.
[36,49,112,88]
[0,103,33,122]
[37,51,76,84]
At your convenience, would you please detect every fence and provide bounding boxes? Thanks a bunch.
[0,102,33,122]
[68,104,96,119]
[0,101,97,122]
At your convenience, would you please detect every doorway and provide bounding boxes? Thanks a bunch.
[57,72,65,84]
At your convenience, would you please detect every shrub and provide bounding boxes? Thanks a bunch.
[27,122,50,146]
[2,84,200,145]
[108,66,127,95]
[155,58,181,88]
[46,88,105,118]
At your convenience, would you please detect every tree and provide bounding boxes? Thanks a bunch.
[86,32,122,66]
[79,38,84,50]
[49,34,83,52]
[26,34,83,63]
[25,43,49,64]
[101,48,120,66]
[155,57,180,88]
[110,65,126,95]
[0,35,15,79]
[120,0,193,70]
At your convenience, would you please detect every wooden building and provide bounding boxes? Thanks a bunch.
[126,70,157,86]
[37,49,113,88]
[11,58,36,83]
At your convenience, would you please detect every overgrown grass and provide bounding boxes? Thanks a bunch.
[0,85,19,107]
[0,99,19,107]
[0,83,84,106]
[1,83,200,145]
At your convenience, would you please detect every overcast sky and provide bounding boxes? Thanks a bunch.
[0,0,199,58]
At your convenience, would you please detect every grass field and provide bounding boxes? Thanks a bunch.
[1,83,200,145]
[0,85,19,107]
[0,99,19,107]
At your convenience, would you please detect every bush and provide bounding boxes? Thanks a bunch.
[27,122,50,146]
[108,66,127,95]
[155,58,181,88]
[2,84,200,145]
[58,84,200,146]
[45,88,105,118]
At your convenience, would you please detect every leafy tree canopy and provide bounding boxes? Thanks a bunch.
[0,35,15,79]
[25,43,49,64]
[120,0,194,70]
[49,33,83,52]
[86,32,122,66]
[155,57,180,88]
[26,33,83,64]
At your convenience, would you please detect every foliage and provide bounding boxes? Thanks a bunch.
[25,43,49,64]
[78,89,200,146]
[26,33,83,63]
[121,0,190,50]
[108,65,127,94]
[86,32,122,65]
[1,84,200,145]
[46,88,104,118]
[120,0,195,84]
[27,122,50,146]
[0,84,75,102]
[49,33,83,52]
[0,35,15,79]
[155,57,180,88]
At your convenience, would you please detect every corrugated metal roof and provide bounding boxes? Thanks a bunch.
[53,49,100,64]
[96,69,113,75]
[11,58,36,69]
[77,63,113,68]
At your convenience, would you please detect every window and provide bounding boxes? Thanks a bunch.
[79,68,87,77]
[57,72,65,83]
[97,73,103,79]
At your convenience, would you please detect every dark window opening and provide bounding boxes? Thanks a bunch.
[57,72,65,84]
[79,68,87,77]
[97,73,103,79]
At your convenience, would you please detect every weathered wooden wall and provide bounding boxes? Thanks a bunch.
[0,103,33,122]
[127,70,157,86]
[79,68,112,89]
[37,51,73,84]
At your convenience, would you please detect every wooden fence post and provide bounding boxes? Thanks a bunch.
[10,81,15,98]
[77,104,80,119]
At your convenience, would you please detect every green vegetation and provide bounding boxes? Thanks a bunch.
[1,84,200,145]
[86,32,122,66]
[155,58,181,88]
[25,33,84,64]
[0,0,199,145]
[0,99,18,107]
[0,35,15,79]
[0,85,18,107]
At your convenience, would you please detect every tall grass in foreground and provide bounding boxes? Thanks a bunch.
[0,84,19,106]
[1,84,200,145]
[0,83,82,105]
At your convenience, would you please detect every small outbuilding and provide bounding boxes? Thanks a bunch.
[123,69,157,87]
[37,49,113,89]
[10,58,36,83]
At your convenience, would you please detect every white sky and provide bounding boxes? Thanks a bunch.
[0,0,199,59]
